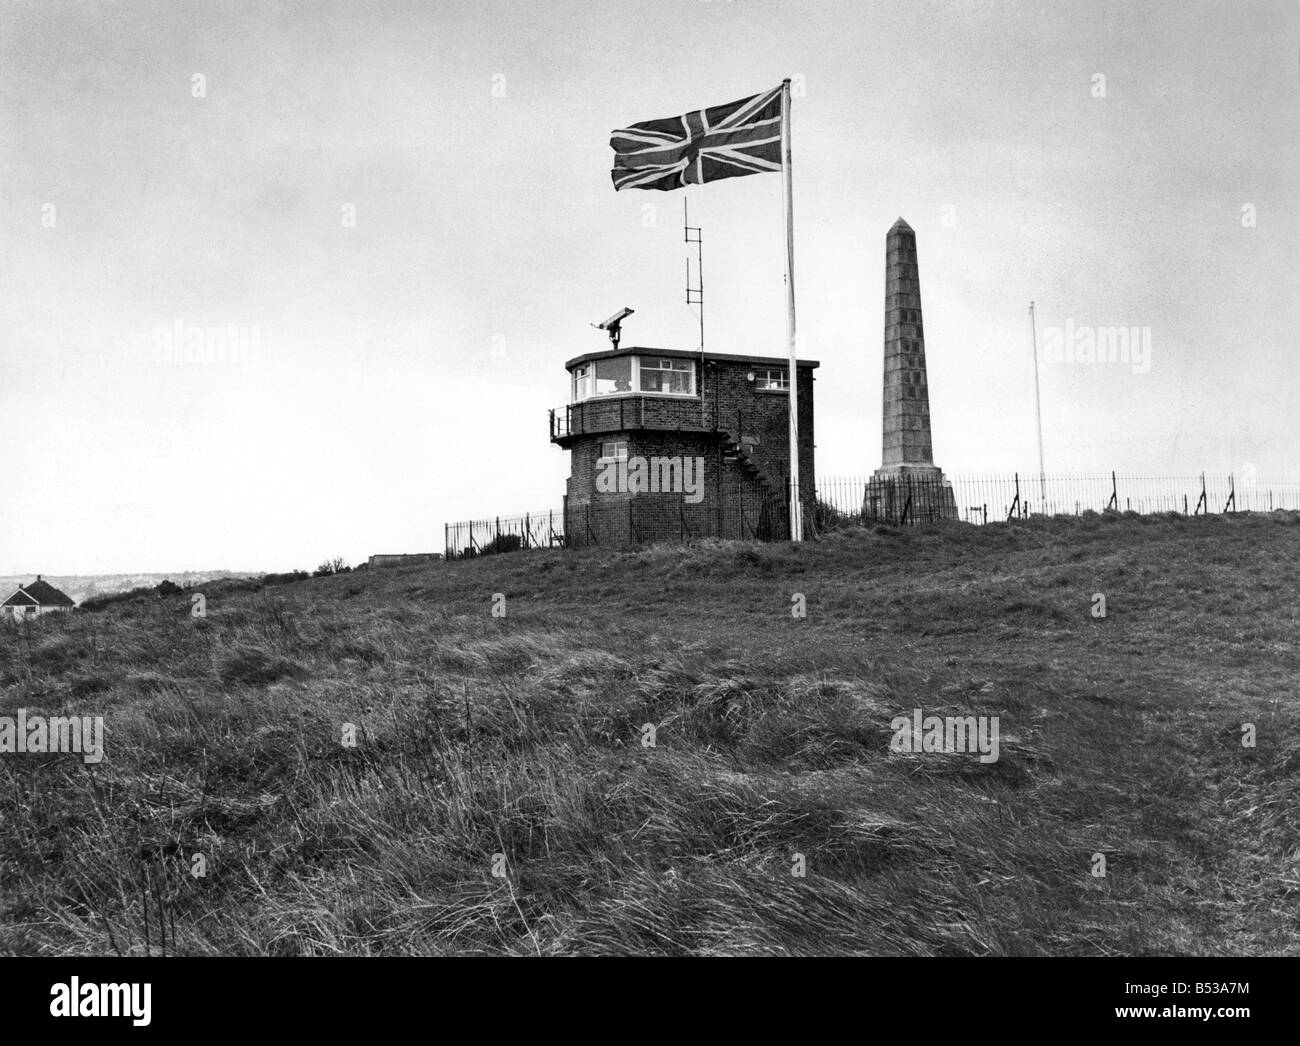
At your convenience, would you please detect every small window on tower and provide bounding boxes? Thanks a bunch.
[572,365,591,402]
[598,440,628,462]
[594,357,633,396]
[639,357,695,395]
[755,368,788,390]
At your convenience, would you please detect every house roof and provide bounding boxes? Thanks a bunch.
[563,346,820,372]
[3,579,76,607]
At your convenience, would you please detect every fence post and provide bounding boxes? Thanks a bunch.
[524,512,531,550]
[444,522,449,559]
[1223,474,1236,514]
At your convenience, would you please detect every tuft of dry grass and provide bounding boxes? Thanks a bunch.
[1,511,1297,955]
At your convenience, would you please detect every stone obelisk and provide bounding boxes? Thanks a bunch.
[865,218,957,522]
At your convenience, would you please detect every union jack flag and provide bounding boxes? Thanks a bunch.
[609,85,783,192]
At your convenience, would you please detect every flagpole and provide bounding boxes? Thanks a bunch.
[780,78,802,542]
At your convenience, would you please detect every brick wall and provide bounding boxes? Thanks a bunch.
[702,358,816,504]
[369,553,443,568]
[560,355,815,545]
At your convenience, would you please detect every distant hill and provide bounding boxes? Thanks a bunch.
[0,571,255,607]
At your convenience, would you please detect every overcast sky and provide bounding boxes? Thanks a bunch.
[2,0,1297,574]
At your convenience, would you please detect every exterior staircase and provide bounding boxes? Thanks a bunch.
[720,430,763,479]
[718,430,789,540]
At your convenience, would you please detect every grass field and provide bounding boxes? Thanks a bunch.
[1,511,1297,955]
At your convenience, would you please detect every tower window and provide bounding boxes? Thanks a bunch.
[639,357,695,395]
[594,357,633,396]
[572,365,591,401]
[571,355,696,401]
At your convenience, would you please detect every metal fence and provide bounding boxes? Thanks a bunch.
[446,471,1300,557]
[815,471,1300,529]
[445,510,565,558]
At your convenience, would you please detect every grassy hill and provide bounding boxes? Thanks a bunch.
[0,571,250,608]
[1,511,1297,955]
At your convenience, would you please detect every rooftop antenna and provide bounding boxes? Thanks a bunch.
[685,196,705,425]
[592,306,634,350]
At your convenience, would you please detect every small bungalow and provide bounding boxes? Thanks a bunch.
[2,576,76,621]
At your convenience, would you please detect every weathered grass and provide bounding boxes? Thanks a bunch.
[1,512,1297,954]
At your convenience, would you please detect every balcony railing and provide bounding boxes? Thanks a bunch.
[550,395,726,442]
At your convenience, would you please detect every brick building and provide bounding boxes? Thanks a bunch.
[550,346,818,546]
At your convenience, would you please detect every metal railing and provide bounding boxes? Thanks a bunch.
[445,510,565,558]
[445,471,1300,556]
[549,397,750,442]
[814,471,1300,529]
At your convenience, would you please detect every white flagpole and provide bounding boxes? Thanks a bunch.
[780,79,802,542]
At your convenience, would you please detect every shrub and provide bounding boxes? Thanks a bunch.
[481,533,523,555]
[262,570,310,586]
[812,499,856,534]
[80,586,153,612]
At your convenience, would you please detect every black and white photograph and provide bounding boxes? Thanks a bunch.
[0,0,1296,1024]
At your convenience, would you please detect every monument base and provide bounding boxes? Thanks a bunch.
[863,465,959,525]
